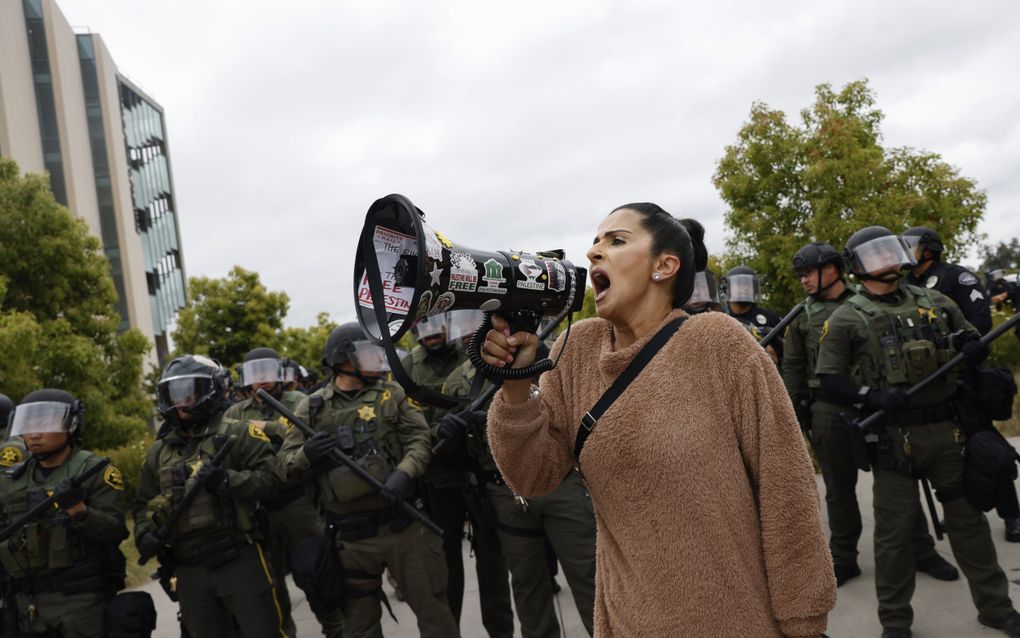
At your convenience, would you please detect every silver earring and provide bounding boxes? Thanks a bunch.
[652,272,662,281]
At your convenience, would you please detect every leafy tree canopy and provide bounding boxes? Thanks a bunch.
[979,238,1020,274]
[0,158,150,449]
[713,79,986,312]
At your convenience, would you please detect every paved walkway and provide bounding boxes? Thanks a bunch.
[139,438,1020,637]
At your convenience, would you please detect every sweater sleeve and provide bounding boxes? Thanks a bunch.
[726,325,836,636]
[487,334,576,498]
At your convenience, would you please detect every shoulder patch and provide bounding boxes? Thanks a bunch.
[103,466,125,491]
[405,397,424,412]
[0,446,24,467]
[248,423,271,443]
[381,389,392,404]
[819,319,830,343]
[958,271,978,286]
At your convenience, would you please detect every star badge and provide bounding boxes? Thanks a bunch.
[358,405,376,421]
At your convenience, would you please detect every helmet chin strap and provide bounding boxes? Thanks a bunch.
[31,437,70,461]
[810,269,841,298]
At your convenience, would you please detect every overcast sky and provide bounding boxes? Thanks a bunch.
[58,0,1020,328]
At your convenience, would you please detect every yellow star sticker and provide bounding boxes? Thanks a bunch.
[434,230,453,249]
[358,405,376,421]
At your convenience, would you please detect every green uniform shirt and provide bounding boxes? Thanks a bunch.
[815,282,977,407]
[402,344,467,428]
[278,378,432,515]
[132,412,280,560]
[782,287,855,401]
[442,360,499,475]
[224,390,306,444]
[0,448,127,579]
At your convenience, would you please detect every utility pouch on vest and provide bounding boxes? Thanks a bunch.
[199,536,240,570]
[902,339,937,384]
[331,512,383,542]
[0,540,30,578]
[47,524,72,571]
[325,452,391,505]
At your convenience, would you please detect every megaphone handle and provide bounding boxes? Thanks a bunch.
[468,312,554,381]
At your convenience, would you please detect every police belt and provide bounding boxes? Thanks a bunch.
[171,533,249,567]
[15,556,105,595]
[884,402,958,427]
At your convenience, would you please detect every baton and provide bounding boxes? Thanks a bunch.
[920,478,944,541]
[0,457,111,543]
[255,389,443,536]
[759,302,805,350]
[854,310,1020,432]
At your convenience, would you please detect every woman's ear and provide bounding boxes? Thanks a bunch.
[655,253,681,281]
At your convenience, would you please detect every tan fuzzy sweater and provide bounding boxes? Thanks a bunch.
[488,310,836,637]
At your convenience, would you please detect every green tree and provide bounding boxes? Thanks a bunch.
[278,311,337,370]
[0,158,150,449]
[713,80,986,312]
[979,238,1020,273]
[171,266,289,369]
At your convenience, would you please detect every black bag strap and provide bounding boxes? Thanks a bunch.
[573,316,686,461]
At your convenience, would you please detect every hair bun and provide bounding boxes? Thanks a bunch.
[680,218,708,271]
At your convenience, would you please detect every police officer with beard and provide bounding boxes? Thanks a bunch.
[224,347,327,635]
[278,323,458,638]
[133,355,287,638]
[0,389,129,637]
[816,226,1019,638]
[782,242,955,588]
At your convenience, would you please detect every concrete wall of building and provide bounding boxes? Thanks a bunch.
[41,0,101,237]
[0,0,45,172]
[92,35,159,371]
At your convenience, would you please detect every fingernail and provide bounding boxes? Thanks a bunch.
[507,336,518,346]
[505,355,514,363]
[502,328,511,337]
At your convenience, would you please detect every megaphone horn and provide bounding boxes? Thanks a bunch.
[354,194,587,407]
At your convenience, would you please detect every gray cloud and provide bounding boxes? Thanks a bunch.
[59,0,1020,327]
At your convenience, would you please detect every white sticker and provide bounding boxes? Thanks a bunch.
[449,252,478,293]
[517,258,545,291]
[479,259,507,295]
[429,263,443,287]
[357,226,417,315]
[421,222,444,262]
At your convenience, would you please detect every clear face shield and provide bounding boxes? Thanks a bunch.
[989,269,1006,282]
[157,375,216,412]
[688,272,720,305]
[446,310,485,345]
[9,402,72,437]
[902,234,923,261]
[412,315,447,341]
[725,274,758,303]
[855,236,916,276]
[239,358,283,387]
[282,365,300,384]
[349,342,391,377]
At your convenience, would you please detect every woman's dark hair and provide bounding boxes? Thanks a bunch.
[610,203,708,307]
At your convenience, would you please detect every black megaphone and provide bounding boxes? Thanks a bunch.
[354,194,587,407]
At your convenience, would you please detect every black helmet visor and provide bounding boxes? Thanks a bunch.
[158,375,216,411]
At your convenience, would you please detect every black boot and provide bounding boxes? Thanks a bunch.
[1005,517,1020,542]
[834,562,862,587]
[915,554,959,581]
[978,610,1020,637]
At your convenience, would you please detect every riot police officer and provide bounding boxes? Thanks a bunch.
[682,270,721,314]
[782,243,955,587]
[722,265,784,361]
[440,350,597,637]
[278,323,458,638]
[224,347,327,635]
[133,355,287,638]
[404,312,514,637]
[816,226,1020,638]
[0,389,129,637]
[903,227,1020,540]
[0,395,22,469]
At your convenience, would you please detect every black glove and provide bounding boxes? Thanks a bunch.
[866,388,911,412]
[794,398,813,433]
[53,478,85,510]
[137,531,163,564]
[303,431,336,466]
[961,339,990,367]
[437,412,470,447]
[380,470,412,511]
[196,463,229,494]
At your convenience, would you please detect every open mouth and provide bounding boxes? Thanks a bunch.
[591,269,611,303]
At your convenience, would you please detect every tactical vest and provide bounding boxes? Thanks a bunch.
[844,285,958,406]
[0,451,99,578]
[151,421,254,540]
[802,294,848,391]
[309,383,404,515]
[227,390,303,444]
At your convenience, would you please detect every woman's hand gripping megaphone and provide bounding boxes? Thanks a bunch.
[481,314,540,370]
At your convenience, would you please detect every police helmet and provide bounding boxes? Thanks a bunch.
[323,323,391,376]
[156,354,229,421]
[685,271,721,308]
[792,242,843,274]
[0,394,13,431]
[842,226,916,278]
[8,389,85,438]
[238,347,283,388]
[721,266,759,303]
[902,226,944,259]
